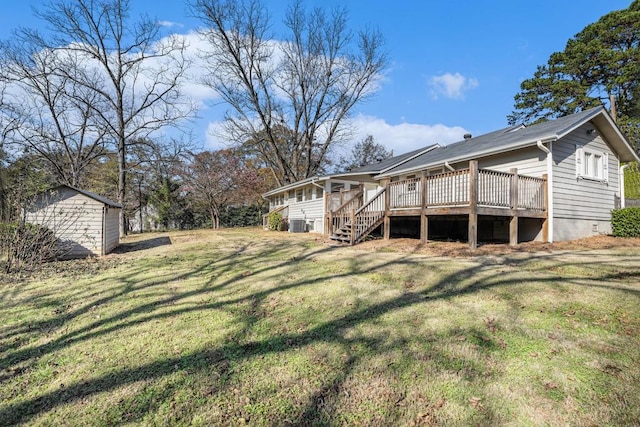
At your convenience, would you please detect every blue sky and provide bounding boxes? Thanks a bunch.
[0,0,632,154]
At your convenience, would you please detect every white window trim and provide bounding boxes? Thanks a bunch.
[576,144,608,183]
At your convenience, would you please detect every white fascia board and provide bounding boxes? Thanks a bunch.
[374,137,558,180]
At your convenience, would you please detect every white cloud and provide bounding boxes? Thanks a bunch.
[429,72,478,99]
[205,121,231,149]
[204,114,468,156]
[350,114,468,154]
[159,20,183,28]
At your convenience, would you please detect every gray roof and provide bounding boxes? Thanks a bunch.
[379,107,638,177]
[55,185,122,208]
[347,144,439,174]
[263,144,439,197]
[263,107,638,196]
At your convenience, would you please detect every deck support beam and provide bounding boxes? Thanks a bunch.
[383,178,391,240]
[468,160,478,250]
[420,171,428,244]
[509,168,519,246]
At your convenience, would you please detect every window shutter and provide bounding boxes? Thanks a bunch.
[603,152,609,182]
[575,145,584,178]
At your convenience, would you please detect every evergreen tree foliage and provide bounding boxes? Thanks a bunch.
[509,1,640,149]
[337,135,392,172]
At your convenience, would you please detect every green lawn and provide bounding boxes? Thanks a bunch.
[1,228,639,426]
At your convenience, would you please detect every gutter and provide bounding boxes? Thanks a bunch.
[375,137,558,180]
[536,140,554,242]
[620,164,630,209]
[444,161,455,172]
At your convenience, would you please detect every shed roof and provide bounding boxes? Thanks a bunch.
[51,185,122,208]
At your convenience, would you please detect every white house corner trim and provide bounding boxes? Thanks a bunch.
[620,164,629,209]
[537,140,554,243]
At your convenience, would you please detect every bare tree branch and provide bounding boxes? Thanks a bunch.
[191,0,387,186]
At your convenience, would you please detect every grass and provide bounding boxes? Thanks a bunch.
[1,228,639,426]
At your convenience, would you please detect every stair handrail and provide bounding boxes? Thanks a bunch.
[355,187,386,216]
[351,187,386,244]
[329,189,364,235]
[332,189,364,215]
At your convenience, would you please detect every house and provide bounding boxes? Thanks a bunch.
[128,204,160,233]
[263,107,639,248]
[25,185,121,258]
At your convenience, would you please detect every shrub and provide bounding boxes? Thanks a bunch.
[624,162,640,199]
[267,211,286,231]
[0,222,63,273]
[611,207,640,237]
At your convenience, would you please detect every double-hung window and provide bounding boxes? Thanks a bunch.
[407,174,417,192]
[576,145,608,182]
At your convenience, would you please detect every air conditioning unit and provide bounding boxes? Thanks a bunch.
[289,219,307,233]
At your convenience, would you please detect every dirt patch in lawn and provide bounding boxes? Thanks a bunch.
[348,235,640,257]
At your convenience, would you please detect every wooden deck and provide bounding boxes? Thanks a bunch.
[327,161,548,248]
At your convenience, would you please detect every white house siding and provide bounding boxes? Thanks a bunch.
[477,145,547,177]
[288,197,324,233]
[552,123,620,240]
[363,182,381,204]
[103,206,120,254]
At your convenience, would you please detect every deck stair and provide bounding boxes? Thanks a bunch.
[330,188,386,245]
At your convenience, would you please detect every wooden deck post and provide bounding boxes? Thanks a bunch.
[383,178,391,240]
[468,161,478,250]
[350,207,356,245]
[509,168,519,246]
[324,192,330,237]
[420,171,428,243]
[541,173,549,242]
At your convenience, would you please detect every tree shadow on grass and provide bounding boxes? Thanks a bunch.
[112,236,172,254]
[1,245,639,425]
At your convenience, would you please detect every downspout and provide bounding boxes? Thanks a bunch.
[537,140,554,242]
[620,164,629,209]
[444,161,455,172]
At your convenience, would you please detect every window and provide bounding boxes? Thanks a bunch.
[296,189,303,202]
[407,174,417,192]
[576,145,608,182]
[315,187,324,198]
[306,188,312,200]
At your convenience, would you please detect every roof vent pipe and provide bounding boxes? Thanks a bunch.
[463,133,472,140]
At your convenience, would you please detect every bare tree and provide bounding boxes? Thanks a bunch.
[191,0,387,186]
[0,36,109,187]
[30,0,195,235]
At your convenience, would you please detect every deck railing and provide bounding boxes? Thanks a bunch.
[517,175,546,211]
[425,169,470,207]
[387,167,546,212]
[478,170,511,208]
[389,177,422,208]
[351,187,387,244]
[327,187,362,211]
[327,189,363,236]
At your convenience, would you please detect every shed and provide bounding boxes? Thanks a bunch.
[25,185,121,258]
